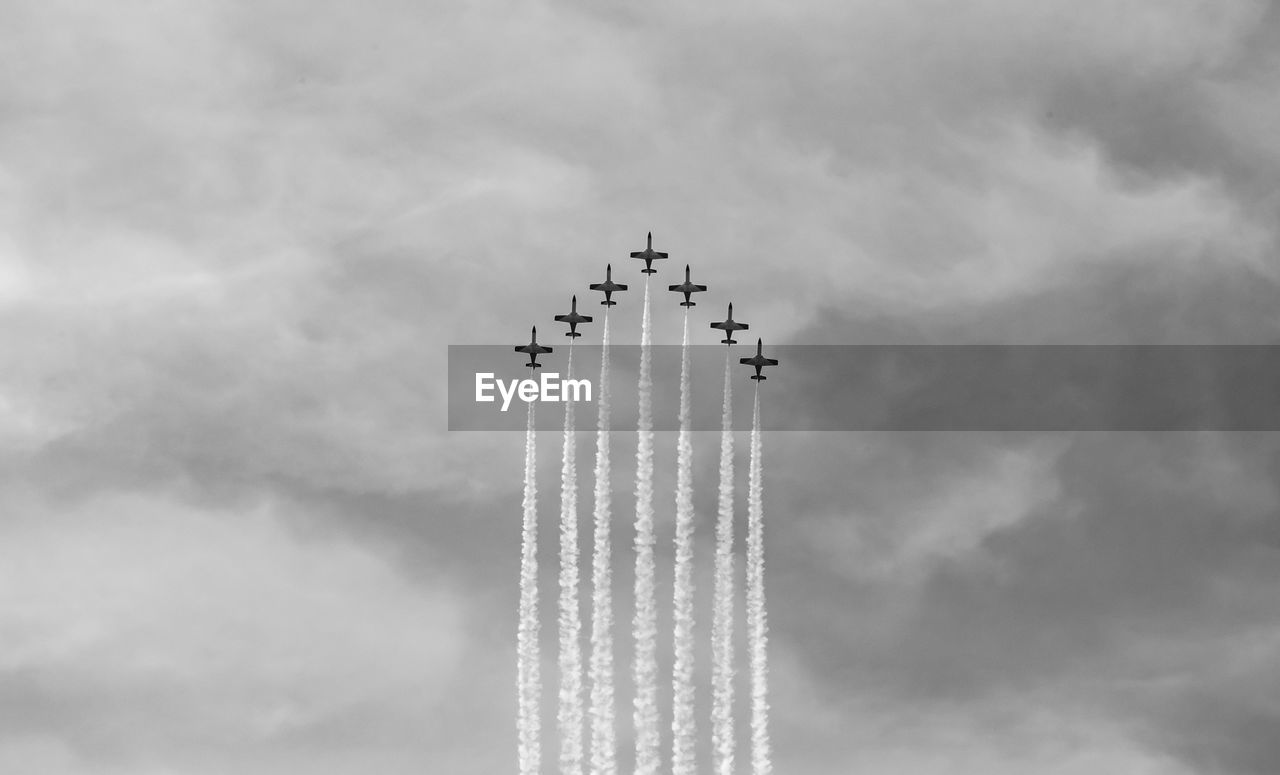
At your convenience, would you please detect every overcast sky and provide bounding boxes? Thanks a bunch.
[3,1,1280,773]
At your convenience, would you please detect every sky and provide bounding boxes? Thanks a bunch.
[2,1,1280,773]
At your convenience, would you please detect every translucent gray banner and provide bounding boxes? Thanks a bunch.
[448,345,1280,431]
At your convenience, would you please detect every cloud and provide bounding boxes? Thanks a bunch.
[0,489,472,773]
[2,0,1280,772]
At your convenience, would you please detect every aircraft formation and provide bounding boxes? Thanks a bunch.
[513,232,780,380]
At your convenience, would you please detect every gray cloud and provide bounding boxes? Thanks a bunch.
[2,1,1279,772]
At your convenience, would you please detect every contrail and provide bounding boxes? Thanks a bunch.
[670,310,697,775]
[588,311,617,775]
[518,399,541,775]
[632,278,660,775]
[559,345,584,775]
[710,349,735,775]
[746,387,772,775]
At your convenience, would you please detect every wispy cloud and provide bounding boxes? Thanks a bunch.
[2,0,1278,772]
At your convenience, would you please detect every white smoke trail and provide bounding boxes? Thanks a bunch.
[670,310,696,775]
[518,399,542,775]
[559,345,584,775]
[746,387,772,775]
[710,349,735,775]
[632,278,660,775]
[588,310,617,775]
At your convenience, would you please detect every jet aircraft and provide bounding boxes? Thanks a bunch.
[710,302,749,344]
[553,295,593,337]
[668,265,707,306]
[630,232,668,274]
[739,338,779,381]
[514,326,553,368]
[588,264,628,305]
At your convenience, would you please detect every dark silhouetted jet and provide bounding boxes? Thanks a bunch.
[514,326,553,368]
[739,338,779,381]
[588,264,628,306]
[668,265,707,307]
[710,302,749,344]
[630,231,668,274]
[554,295,593,337]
